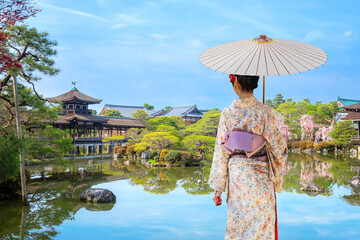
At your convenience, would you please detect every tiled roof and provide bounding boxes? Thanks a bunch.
[46,90,102,104]
[161,105,204,118]
[337,97,360,110]
[54,114,108,123]
[101,116,146,128]
[343,112,360,121]
[343,103,360,111]
[50,114,145,128]
[99,104,163,117]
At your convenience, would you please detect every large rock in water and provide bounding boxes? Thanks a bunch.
[349,176,360,193]
[80,188,116,203]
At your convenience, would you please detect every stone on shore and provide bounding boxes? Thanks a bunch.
[80,188,116,203]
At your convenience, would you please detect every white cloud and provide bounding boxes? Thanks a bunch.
[111,23,127,29]
[39,3,109,22]
[344,31,352,37]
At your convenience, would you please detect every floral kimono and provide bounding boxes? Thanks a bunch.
[208,96,288,240]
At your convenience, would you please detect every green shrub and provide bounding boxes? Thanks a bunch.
[154,156,159,161]
[126,143,135,156]
[160,149,170,160]
[164,150,180,162]
[136,150,143,157]
[148,150,158,159]
[179,151,194,166]
[314,142,335,152]
[113,145,127,155]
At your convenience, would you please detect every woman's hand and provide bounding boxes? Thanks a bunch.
[212,190,222,206]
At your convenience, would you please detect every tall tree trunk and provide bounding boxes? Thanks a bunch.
[12,76,28,205]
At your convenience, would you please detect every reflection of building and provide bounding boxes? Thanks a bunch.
[99,103,209,125]
[161,105,208,125]
[336,97,360,121]
[46,88,145,140]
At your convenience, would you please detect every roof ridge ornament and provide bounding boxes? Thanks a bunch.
[71,81,78,91]
[253,34,273,44]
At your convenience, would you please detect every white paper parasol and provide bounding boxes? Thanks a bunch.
[200,34,328,102]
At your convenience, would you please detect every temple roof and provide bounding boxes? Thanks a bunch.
[337,97,360,111]
[99,104,164,117]
[46,90,102,104]
[161,105,203,118]
[343,103,360,111]
[49,114,145,128]
[101,116,146,128]
[343,112,360,121]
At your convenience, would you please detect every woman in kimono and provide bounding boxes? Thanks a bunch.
[208,75,288,240]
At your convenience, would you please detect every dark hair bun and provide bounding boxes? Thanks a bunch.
[235,75,259,92]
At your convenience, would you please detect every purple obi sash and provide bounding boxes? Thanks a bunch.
[221,130,267,162]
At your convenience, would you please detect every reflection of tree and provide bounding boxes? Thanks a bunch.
[128,166,208,195]
[181,170,213,195]
[282,153,358,196]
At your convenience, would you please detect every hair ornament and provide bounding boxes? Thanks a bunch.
[229,74,236,82]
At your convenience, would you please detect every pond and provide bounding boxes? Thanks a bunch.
[1,153,360,240]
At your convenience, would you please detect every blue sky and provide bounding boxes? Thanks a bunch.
[27,0,360,113]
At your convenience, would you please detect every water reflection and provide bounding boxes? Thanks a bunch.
[1,153,360,239]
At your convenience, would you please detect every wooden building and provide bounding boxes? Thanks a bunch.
[161,105,207,125]
[46,88,145,141]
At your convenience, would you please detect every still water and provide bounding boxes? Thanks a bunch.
[1,153,360,240]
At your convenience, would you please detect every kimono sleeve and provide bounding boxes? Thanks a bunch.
[263,108,288,192]
[263,108,288,168]
[208,109,230,192]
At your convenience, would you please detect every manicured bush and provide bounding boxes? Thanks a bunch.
[148,150,158,159]
[136,150,143,157]
[160,149,170,160]
[306,142,314,149]
[113,146,126,155]
[179,151,194,166]
[153,156,159,161]
[126,143,135,157]
[314,142,335,152]
[164,150,180,162]
[291,142,300,149]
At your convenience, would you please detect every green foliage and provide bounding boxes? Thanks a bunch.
[144,103,154,110]
[329,120,357,147]
[183,110,220,137]
[0,135,22,183]
[181,135,215,153]
[178,151,195,166]
[26,126,73,160]
[102,136,125,143]
[148,116,179,131]
[164,151,180,162]
[135,132,179,153]
[164,106,172,112]
[153,156,159,161]
[273,93,285,108]
[126,143,136,157]
[131,110,153,126]
[103,109,123,117]
[169,116,186,129]
[148,150,158,159]
[91,109,97,115]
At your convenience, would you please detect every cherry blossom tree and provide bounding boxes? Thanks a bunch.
[300,115,314,141]
[277,113,291,141]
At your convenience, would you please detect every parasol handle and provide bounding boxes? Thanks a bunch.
[262,76,265,104]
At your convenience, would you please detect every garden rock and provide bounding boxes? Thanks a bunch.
[80,188,116,203]
[300,184,324,192]
[349,176,360,193]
